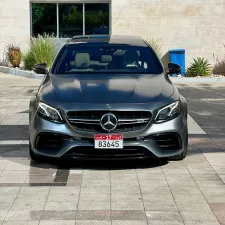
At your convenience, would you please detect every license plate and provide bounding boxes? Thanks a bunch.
[94,134,123,149]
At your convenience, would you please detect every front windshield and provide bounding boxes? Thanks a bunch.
[53,44,163,74]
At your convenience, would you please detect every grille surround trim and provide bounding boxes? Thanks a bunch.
[67,110,152,133]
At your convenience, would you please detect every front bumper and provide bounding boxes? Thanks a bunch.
[29,114,187,159]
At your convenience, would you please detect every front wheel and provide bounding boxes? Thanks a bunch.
[29,141,42,161]
[168,134,188,161]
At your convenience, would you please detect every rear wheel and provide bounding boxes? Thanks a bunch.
[168,134,188,161]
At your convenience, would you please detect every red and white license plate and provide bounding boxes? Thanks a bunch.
[94,134,123,149]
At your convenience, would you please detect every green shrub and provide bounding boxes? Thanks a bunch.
[22,50,36,71]
[186,57,212,77]
[143,37,162,58]
[22,34,55,70]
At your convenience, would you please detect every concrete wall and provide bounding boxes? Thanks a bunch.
[0,0,30,59]
[111,0,225,67]
[0,0,225,69]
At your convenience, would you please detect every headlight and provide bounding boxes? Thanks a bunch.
[37,102,63,123]
[154,101,180,123]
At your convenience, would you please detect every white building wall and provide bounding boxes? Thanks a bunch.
[111,0,225,66]
[0,0,225,68]
[0,0,30,58]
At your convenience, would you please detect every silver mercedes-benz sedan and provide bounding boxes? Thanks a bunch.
[29,35,188,161]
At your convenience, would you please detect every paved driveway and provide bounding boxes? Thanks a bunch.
[0,73,224,225]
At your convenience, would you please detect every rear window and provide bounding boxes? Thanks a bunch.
[52,44,163,74]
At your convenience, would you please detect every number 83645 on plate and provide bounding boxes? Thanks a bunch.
[94,134,123,149]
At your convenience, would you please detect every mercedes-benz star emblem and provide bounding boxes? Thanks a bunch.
[100,113,117,132]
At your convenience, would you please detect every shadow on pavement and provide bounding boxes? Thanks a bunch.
[30,158,168,170]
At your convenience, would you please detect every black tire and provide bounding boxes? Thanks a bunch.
[29,141,41,161]
[168,134,188,161]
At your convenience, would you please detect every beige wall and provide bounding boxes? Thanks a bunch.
[0,0,225,68]
[111,0,225,66]
[0,0,30,59]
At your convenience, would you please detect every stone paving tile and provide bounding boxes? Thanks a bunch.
[0,211,8,221]
[209,203,225,225]
[19,187,50,195]
[2,221,40,225]
[45,201,78,211]
[47,193,79,202]
[111,201,144,210]
[170,186,202,195]
[0,187,20,195]
[176,201,212,212]
[79,186,109,194]
[110,173,137,179]
[29,168,57,176]
[76,210,111,220]
[25,175,55,184]
[145,211,182,222]
[142,193,174,202]
[14,194,48,203]
[82,173,109,180]
[184,222,220,225]
[110,186,140,194]
[140,186,170,194]
[5,210,42,221]
[173,194,206,203]
[39,221,75,225]
[0,202,13,211]
[138,179,168,187]
[111,210,146,220]
[0,171,28,183]
[0,195,17,202]
[111,193,142,202]
[112,221,148,225]
[196,180,225,188]
[4,160,31,171]
[49,186,80,194]
[76,221,110,225]
[0,160,9,170]
[78,201,110,210]
[180,211,218,221]
[41,211,76,220]
[110,179,139,187]
[10,201,46,211]
[144,201,177,211]
[162,167,190,175]
[137,173,166,180]
[147,222,184,225]
[79,193,110,202]
[136,167,162,174]
[81,179,110,187]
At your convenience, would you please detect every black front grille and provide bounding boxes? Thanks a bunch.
[67,111,151,133]
[65,147,156,159]
[152,133,182,150]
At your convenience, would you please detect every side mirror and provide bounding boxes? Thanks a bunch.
[167,63,181,75]
[34,63,48,74]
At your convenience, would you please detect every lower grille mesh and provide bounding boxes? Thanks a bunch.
[152,133,182,150]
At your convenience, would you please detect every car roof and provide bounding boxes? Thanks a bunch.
[67,35,148,47]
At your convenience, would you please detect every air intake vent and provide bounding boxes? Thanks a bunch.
[152,133,182,150]
[36,133,65,151]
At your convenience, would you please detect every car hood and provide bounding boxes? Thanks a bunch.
[41,73,174,104]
